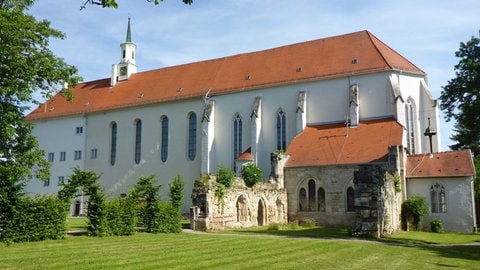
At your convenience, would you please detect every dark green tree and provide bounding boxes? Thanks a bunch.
[439,31,480,156]
[0,0,80,237]
[169,174,184,210]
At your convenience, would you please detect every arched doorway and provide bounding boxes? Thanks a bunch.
[257,199,267,226]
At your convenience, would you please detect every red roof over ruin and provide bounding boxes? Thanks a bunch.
[285,118,404,167]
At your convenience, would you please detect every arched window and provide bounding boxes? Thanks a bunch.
[187,112,197,160]
[233,113,243,159]
[347,187,355,212]
[161,116,169,162]
[110,122,117,166]
[134,119,142,164]
[308,179,316,211]
[405,100,416,154]
[276,109,286,151]
[298,188,307,211]
[317,187,326,212]
[430,183,446,213]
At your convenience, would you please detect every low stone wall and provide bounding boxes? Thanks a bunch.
[191,176,288,231]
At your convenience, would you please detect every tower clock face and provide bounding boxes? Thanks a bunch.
[120,66,127,76]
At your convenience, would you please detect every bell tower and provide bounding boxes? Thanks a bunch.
[111,17,137,86]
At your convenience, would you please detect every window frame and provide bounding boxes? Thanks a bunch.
[276,109,286,151]
[187,112,197,161]
[74,150,82,161]
[161,116,169,162]
[110,122,117,166]
[134,119,142,164]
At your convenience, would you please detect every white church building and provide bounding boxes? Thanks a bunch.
[25,20,476,232]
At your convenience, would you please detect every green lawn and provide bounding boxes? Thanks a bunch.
[1,226,479,270]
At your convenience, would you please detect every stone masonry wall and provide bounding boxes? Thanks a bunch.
[191,176,288,231]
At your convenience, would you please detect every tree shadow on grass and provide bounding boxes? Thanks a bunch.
[231,226,353,239]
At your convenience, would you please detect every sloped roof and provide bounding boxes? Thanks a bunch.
[406,149,475,178]
[236,147,254,161]
[26,30,424,121]
[285,118,404,167]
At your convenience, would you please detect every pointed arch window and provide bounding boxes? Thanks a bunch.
[347,187,355,212]
[161,116,169,162]
[430,183,446,213]
[233,113,243,159]
[110,122,117,166]
[317,187,326,212]
[276,109,286,151]
[134,119,142,164]
[405,100,416,154]
[298,188,307,212]
[308,179,316,211]
[188,112,197,161]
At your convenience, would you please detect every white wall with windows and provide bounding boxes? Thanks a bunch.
[406,177,476,232]
[25,116,86,195]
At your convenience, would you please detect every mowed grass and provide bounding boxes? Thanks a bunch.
[1,227,479,270]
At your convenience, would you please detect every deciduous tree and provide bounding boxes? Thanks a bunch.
[440,31,480,156]
[0,0,80,238]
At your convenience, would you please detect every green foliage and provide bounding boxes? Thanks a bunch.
[156,202,182,233]
[1,195,66,243]
[393,173,402,193]
[216,165,235,188]
[0,1,80,243]
[169,175,184,210]
[430,218,444,233]
[131,174,180,233]
[241,163,263,187]
[440,31,480,156]
[401,196,430,231]
[214,183,227,200]
[104,197,137,236]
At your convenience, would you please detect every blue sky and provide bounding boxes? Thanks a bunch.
[28,0,480,150]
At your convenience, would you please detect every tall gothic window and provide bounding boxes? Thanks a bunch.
[405,100,416,154]
[430,183,446,213]
[298,179,326,212]
[308,179,316,211]
[161,116,169,162]
[110,122,117,166]
[317,187,326,212]
[347,187,355,212]
[134,119,142,164]
[276,109,286,151]
[188,112,197,161]
[233,113,243,159]
[298,188,307,211]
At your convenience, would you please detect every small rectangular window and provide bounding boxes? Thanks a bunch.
[58,176,65,186]
[48,152,54,162]
[60,151,66,161]
[76,126,83,134]
[91,148,98,159]
[74,150,82,160]
[44,179,50,187]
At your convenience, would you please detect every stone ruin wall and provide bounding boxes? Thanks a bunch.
[191,176,288,231]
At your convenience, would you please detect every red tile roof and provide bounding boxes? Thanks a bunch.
[285,118,404,167]
[236,147,254,161]
[26,30,423,121]
[406,149,475,178]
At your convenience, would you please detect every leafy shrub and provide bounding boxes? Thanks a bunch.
[105,197,137,236]
[401,195,429,231]
[1,195,66,243]
[156,202,182,233]
[241,163,263,187]
[216,165,235,188]
[430,218,444,233]
[86,181,108,237]
[169,175,184,210]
